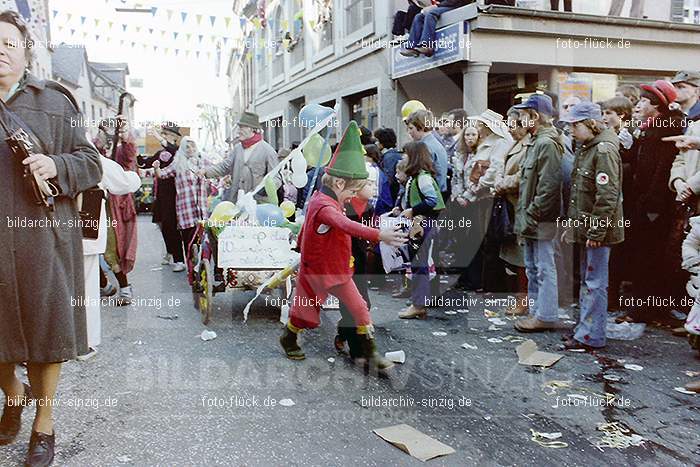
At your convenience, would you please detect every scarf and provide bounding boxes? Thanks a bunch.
[241,132,263,149]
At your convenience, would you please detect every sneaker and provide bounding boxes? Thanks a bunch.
[514,316,560,333]
[161,254,173,265]
[76,348,98,361]
[172,262,186,272]
[100,284,117,297]
[398,305,427,320]
[115,285,133,306]
[399,48,420,57]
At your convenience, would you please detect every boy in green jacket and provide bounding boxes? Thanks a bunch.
[561,102,624,350]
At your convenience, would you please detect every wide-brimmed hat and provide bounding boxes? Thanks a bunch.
[468,109,509,139]
[161,121,182,136]
[238,111,263,130]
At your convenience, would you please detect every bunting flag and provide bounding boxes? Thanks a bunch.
[198,34,203,44]
[52,10,58,19]
[94,18,100,27]
[181,12,188,23]
[196,51,200,59]
[80,16,86,25]
[108,21,113,29]
[153,45,158,52]
[135,26,141,33]
[122,24,127,32]
[70,28,75,36]
[149,28,154,35]
[210,16,216,27]
[95,34,100,41]
[225,17,231,29]
[173,32,178,40]
[196,14,202,25]
[151,7,157,16]
[167,10,174,20]
[66,13,72,21]
[186,33,192,42]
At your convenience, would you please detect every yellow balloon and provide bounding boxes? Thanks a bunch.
[209,201,238,225]
[280,200,296,218]
[401,100,426,120]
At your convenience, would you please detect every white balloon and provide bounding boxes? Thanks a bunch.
[292,171,308,188]
[291,151,307,174]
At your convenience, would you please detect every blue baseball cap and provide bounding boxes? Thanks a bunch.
[514,93,554,116]
[560,101,602,123]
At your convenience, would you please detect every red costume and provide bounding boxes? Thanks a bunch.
[289,187,380,329]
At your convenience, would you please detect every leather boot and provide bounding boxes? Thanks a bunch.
[279,325,305,360]
[24,430,55,467]
[356,327,394,371]
[686,380,700,393]
[0,383,32,446]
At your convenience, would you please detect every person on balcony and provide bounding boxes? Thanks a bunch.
[400,0,475,58]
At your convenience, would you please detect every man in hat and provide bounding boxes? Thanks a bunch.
[671,70,700,121]
[626,80,686,320]
[561,102,623,350]
[279,121,406,371]
[203,112,279,203]
[512,94,565,333]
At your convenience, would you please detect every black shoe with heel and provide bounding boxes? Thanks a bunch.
[0,383,32,446]
[24,430,55,467]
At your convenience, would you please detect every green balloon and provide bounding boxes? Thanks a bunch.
[264,176,279,206]
[303,133,332,167]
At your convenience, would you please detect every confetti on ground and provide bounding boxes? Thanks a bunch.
[684,371,700,377]
[484,309,498,318]
[432,331,448,337]
[624,364,643,371]
[461,343,478,350]
[279,398,295,407]
[673,387,696,395]
[457,309,469,314]
[488,317,508,326]
[444,310,457,315]
[487,338,503,343]
[603,374,622,382]
[530,429,568,448]
[595,422,645,450]
[487,325,501,331]
[567,348,586,353]
[327,357,335,363]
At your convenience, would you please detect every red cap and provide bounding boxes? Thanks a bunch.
[640,80,678,107]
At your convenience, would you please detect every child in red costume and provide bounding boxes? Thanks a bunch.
[280,122,406,369]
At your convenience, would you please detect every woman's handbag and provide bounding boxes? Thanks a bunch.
[487,196,513,243]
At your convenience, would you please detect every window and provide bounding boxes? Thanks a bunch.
[348,90,378,132]
[272,8,285,77]
[91,104,95,122]
[344,0,372,36]
[255,32,267,88]
[290,0,305,67]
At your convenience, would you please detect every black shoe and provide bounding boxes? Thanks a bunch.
[0,383,32,446]
[24,431,54,467]
[279,327,305,360]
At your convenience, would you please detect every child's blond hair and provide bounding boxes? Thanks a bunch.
[321,173,367,191]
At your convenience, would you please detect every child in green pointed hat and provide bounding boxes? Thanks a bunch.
[280,121,406,371]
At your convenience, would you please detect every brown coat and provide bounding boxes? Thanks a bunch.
[0,75,103,363]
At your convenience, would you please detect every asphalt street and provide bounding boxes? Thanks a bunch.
[1,216,698,466]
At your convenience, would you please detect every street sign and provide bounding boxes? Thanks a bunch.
[391,21,469,79]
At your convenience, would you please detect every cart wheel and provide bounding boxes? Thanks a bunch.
[189,242,201,309]
[198,258,214,325]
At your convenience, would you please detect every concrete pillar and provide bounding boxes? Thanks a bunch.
[462,61,491,115]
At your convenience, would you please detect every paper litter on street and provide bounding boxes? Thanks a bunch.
[373,424,455,462]
[516,340,563,367]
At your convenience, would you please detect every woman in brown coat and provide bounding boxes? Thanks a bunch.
[0,12,102,466]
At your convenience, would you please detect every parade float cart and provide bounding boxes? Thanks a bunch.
[188,218,298,325]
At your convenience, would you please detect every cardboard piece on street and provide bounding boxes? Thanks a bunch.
[373,424,455,462]
[516,339,563,367]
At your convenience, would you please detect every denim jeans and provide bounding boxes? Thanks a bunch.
[411,225,435,307]
[524,239,559,322]
[573,245,611,348]
[406,7,453,49]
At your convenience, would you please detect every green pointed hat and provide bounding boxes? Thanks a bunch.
[326,121,369,179]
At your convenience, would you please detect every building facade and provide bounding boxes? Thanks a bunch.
[232,0,700,150]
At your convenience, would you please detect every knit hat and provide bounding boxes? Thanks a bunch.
[326,121,369,179]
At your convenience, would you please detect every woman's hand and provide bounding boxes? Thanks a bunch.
[456,196,468,207]
[23,154,57,180]
[401,208,414,219]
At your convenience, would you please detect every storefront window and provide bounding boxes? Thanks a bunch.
[348,91,378,132]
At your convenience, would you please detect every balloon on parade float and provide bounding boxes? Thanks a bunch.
[298,103,335,129]
[291,150,307,174]
[401,100,426,120]
[264,176,279,206]
[256,203,286,227]
[303,133,332,167]
[209,201,238,225]
[291,171,308,189]
[280,200,296,218]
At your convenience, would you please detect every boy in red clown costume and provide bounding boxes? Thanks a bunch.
[280,121,406,370]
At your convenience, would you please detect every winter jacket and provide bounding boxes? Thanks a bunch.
[514,126,564,240]
[566,129,624,245]
[628,110,685,220]
[669,121,700,212]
